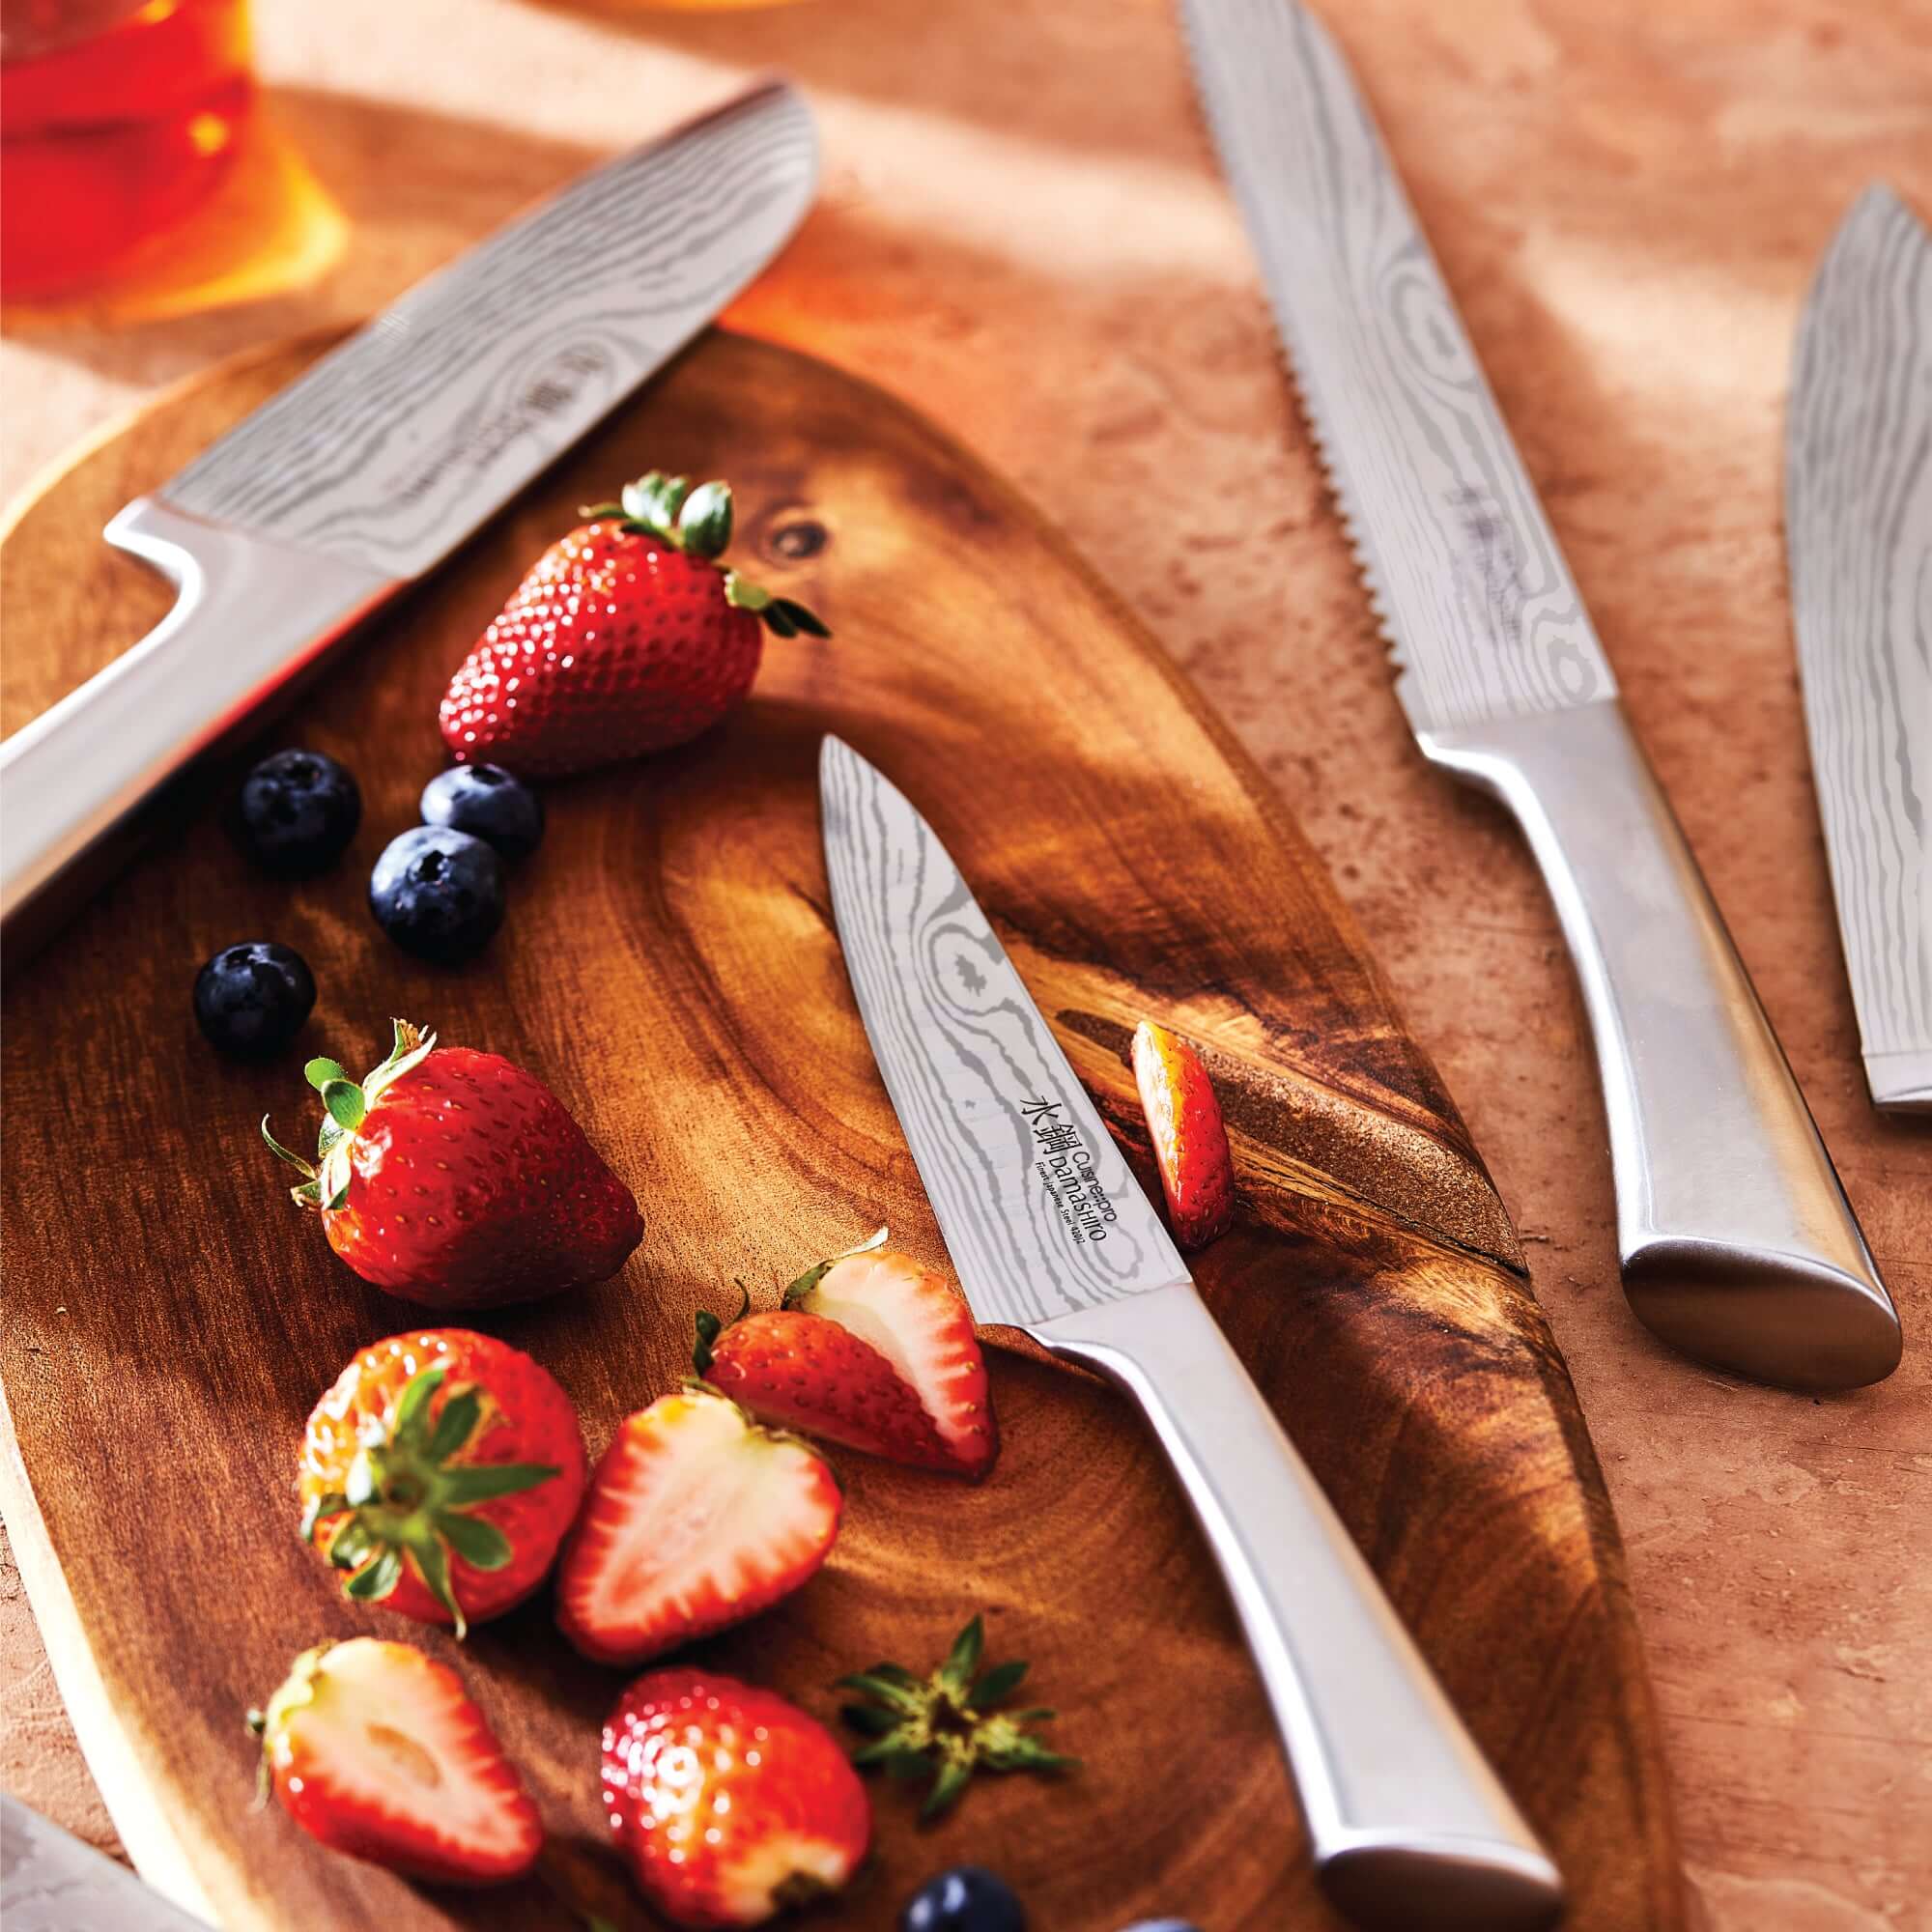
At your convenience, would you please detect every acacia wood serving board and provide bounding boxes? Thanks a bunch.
[0,330,1684,1932]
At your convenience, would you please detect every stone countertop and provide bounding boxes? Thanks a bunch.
[3,2,1927,1925]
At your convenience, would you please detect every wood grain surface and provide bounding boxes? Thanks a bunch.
[0,329,1678,1930]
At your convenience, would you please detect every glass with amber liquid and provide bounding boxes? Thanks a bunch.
[2,0,255,298]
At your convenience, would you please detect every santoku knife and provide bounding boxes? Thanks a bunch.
[0,80,817,943]
[1786,185,1931,1116]
[1180,0,1900,1391]
[820,735,1563,1932]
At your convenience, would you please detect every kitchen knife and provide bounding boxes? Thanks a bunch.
[1179,0,1900,1391]
[819,734,1564,1932]
[1786,185,1932,1116]
[0,79,817,942]
[0,1795,215,1932]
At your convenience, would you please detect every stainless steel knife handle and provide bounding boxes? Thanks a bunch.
[0,497,394,929]
[1034,1282,1564,1932]
[1423,697,1900,1391]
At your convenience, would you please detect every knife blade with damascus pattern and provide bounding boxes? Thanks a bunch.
[1179,0,1899,1389]
[821,735,1563,1932]
[0,80,817,942]
[1786,185,1932,1117]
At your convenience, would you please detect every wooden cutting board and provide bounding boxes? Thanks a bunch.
[0,330,1684,1932]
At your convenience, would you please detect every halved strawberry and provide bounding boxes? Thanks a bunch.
[555,1385,841,1667]
[696,1295,962,1477]
[1131,1020,1236,1251]
[249,1637,541,1885]
[781,1232,998,1480]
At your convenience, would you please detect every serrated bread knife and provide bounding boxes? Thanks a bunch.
[820,735,1564,1932]
[1180,0,1900,1391]
[1786,185,1932,1117]
[0,81,817,946]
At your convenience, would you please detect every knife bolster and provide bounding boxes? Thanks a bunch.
[0,497,396,955]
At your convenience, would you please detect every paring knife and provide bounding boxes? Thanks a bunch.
[0,80,817,942]
[819,735,1564,1932]
[1786,185,1932,1117]
[0,1794,215,1932]
[1179,0,1901,1391]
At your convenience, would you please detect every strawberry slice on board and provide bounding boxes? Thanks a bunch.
[695,1294,962,1477]
[249,1637,542,1886]
[1131,1020,1236,1251]
[781,1231,998,1481]
[602,1666,870,1927]
[555,1385,841,1668]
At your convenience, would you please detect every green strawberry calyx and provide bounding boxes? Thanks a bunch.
[781,1223,889,1306]
[299,1362,559,1639]
[580,470,832,641]
[837,1613,1076,1819]
[261,1018,437,1213]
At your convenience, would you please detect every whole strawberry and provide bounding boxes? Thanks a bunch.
[263,1020,642,1308]
[603,1668,870,1927]
[300,1328,587,1636]
[439,471,829,779]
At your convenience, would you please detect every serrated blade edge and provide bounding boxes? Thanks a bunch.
[1177,0,1616,733]
[1786,184,1932,1111]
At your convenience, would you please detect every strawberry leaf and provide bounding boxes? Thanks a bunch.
[923,1756,975,1820]
[771,597,831,639]
[937,1615,983,1698]
[438,1462,559,1505]
[327,1519,377,1572]
[299,1492,352,1545]
[836,1671,925,1715]
[436,1512,511,1571]
[260,1117,317,1180]
[391,1366,445,1447]
[971,1660,1030,1707]
[676,481,733,558]
[304,1058,347,1092]
[321,1079,366,1133]
[693,1308,722,1376]
[344,1547,403,1603]
[410,1535,467,1639]
[427,1388,483,1462]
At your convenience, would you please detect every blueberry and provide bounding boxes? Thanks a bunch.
[900,1867,1026,1932]
[369,826,504,963]
[419,763,544,862]
[238,749,361,875]
[193,941,316,1057]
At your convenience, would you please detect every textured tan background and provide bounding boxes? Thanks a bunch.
[2,2,1928,1927]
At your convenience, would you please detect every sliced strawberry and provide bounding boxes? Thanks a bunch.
[555,1385,841,1667]
[781,1233,998,1481]
[250,1637,541,1885]
[1131,1020,1236,1250]
[697,1300,964,1476]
